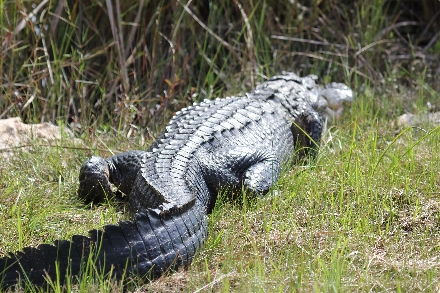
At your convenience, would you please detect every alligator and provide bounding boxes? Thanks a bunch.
[0,72,353,289]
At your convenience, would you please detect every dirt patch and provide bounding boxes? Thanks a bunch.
[397,112,440,127]
[0,117,81,158]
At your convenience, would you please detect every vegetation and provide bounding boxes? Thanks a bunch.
[2,0,439,129]
[0,0,439,292]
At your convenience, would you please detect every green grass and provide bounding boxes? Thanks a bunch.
[0,93,439,292]
[2,0,439,129]
[1,0,440,291]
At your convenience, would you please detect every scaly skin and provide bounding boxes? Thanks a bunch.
[0,72,352,289]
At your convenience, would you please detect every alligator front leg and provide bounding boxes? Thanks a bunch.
[291,109,323,158]
[78,150,147,203]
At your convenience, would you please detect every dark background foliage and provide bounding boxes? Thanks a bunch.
[1,0,439,133]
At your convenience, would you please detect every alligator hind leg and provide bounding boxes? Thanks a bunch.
[244,157,280,194]
[199,146,281,209]
[78,150,147,203]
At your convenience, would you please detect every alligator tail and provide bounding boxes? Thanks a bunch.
[0,202,207,289]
